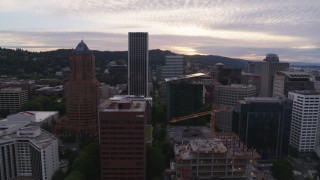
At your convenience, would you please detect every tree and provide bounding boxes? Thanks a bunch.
[156,141,175,167]
[147,146,165,179]
[51,169,66,180]
[316,162,320,177]
[64,170,85,180]
[68,140,100,180]
[271,160,293,180]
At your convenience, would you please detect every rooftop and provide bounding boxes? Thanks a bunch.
[174,131,260,160]
[278,71,312,79]
[0,87,25,92]
[26,111,59,122]
[290,90,320,96]
[164,73,207,82]
[100,98,146,112]
[1,126,58,149]
[216,84,255,89]
[0,120,30,137]
[75,40,90,53]
[239,97,285,105]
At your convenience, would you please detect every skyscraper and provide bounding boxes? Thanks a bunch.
[99,96,147,180]
[288,91,320,157]
[233,97,292,160]
[260,54,289,97]
[128,32,149,97]
[55,40,99,135]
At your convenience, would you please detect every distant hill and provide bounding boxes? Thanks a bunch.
[0,47,248,76]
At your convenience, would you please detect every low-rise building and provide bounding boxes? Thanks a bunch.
[0,87,28,113]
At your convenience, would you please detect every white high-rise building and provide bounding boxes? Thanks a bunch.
[288,91,320,157]
[0,125,59,180]
[128,32,149,97]
[161,56,183,80]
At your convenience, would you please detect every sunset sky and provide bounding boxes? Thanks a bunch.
[0,0,320,63]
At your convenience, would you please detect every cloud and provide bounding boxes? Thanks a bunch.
[0,0,320,63]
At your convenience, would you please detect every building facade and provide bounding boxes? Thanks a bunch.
[0,87,28,113]
[0,126,59,180]
[161,56,184,80]
[212,63,242,85]
[55,40,100,135]
[128,32,149,97]
[233,97,292,160]
[288,91,320,157]
[273,71,314,97]
[99,97,147,180]
[260,54,289,97]
[214,84,256,131]
[167,82,203,122]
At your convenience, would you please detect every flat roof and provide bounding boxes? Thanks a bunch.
[26,111,58,122]
[278,71,312,78]
[164,73,207,82]
[0,120,30,137]
[0,87,24,92]
[290,90,320,95]
[240,97,284,104]
[100,99,146,112]
[30,129,58,149]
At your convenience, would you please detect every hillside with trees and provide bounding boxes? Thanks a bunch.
[0,47,248,77]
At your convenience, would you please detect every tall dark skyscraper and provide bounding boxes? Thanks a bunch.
[99,96,147,180]
[128,32,149,97]
[55,40,99,135]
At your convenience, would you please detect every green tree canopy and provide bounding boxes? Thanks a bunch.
[64,170,85,180]
[271,160,293,180]
[147,146,165,179]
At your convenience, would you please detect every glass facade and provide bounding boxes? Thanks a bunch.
[233,98,292,160]
[167,83,203,123]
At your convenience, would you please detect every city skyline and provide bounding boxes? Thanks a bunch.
[0,0,320,63]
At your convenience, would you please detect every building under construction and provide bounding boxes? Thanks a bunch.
[172,130,260,179]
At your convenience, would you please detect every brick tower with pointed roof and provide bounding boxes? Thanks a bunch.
[55,40,99,135]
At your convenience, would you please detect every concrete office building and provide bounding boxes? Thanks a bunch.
[0,87,28,113]
[55,40,100,135]
[260,54,289,97]
[0,125,59,180]
[273,71,314,97]
[99,97,147,180]
[214,84,256,131]
[128,32,149,97]
[0,80,35,99]
[288,91,320,157]
[233,97,292,160]
[161,56,184,80]
[214,84,256,108]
